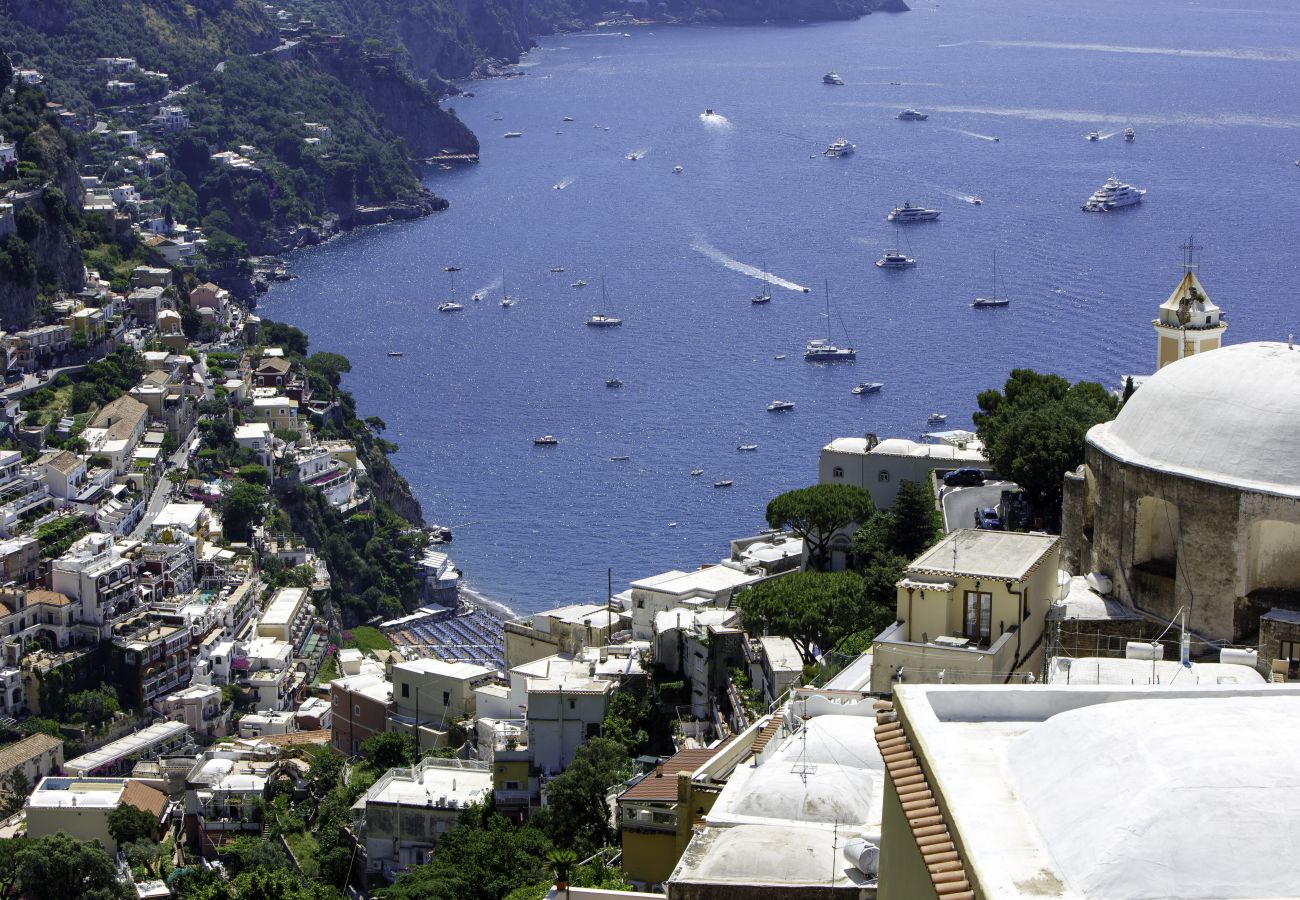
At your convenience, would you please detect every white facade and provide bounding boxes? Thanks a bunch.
[819,433,993,510]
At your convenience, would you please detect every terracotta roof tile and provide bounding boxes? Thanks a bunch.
[618,739,734,803]
[120,779,168,818]
[0,734,61,774]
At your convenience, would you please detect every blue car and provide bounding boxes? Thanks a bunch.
[975,507,1003,530]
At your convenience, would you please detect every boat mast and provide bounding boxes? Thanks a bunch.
[600,275,607,315]
[824,279,832,341]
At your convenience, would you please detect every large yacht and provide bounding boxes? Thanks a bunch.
[824,138,856,158]
[887,202,941,223]
[876,248,916,269]
[1124,127,1135,142]
[1082,176,1146,211]
[804,338,856,362]
[897,109,929,121]
[587,314,622,327]
[823,72,845,85]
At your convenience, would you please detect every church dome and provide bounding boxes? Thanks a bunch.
[1089,341,1300,498]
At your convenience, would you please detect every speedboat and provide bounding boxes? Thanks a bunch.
[587,314,622,327]
[571,280,587,288]
[774,354,787,360]
[691,468,704,476]
[563,116,575,122]
[627,152,641,161]
[387,351,404,358]
[897,109,929,121]
[444,265,461,272]
[1087,131,1101,141]
[887,203,941,223]
[673,165,684,173]
[737,444,758,451]
[606,377,623,388]
[767,400,795,412]
[927,413,947,425]
[703,108,715,116]
[471,293,483,302]
[1082,176,1146,211]
[503,132,523,138]
[1124,127,1135,142]
[876,249,916,269]
[437,302,464,312]
[823,72,845,85]
[550,266,565,272]
[609,455,630,461]
[969,196,983,205]
[533,435,559,445]
[824,138,856,158]
[714,479,733,487]
[500,296,515,307]
[852,382,883,395]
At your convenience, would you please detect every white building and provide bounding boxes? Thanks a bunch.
[628,565,765,642]
[152,105,189,131]
[51,532,137,628]
[820,433,993,511]
[510,652,616,774]
[63,721,192,777]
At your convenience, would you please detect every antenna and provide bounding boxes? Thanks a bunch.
[1180,235,1202,274]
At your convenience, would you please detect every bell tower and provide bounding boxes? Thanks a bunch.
[1153,237,1227,370]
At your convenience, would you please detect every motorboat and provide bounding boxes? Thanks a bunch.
[897,109,929,121]
[852,382,884,394]
[444,265,461,272]
[824,138,856,158]
[503,132,523,138]
[533,435,559,445]
[876,248,916,269]
[627,152,641,161]
[767,400,795,412]
[500,296,515,307]
[610,455,630,461]
[563,116,575,122]
[887,202,941,223]
[471,293,483,302]
[606,377,623,388]
[703,108,716,116]
[714,479,733,487]
[973,250,1011,308]
[387,351,404,357]
[737,444,758,451]
[927,413,947,425]
[691,468,704,476]
[823,72,845,85]
[550,266,565,272]
[571,280,588,288]
[1087,131,1101,141]
[1082,176,1146,211]
[1124,127,1135,142]
[437,302,464,312]
[774,354,787,360]
[673,165,684,173]
[969,196,983,205]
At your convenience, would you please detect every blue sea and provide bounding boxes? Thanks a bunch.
[259,0,1300,613]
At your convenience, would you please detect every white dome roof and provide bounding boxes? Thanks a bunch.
[1089,342,1300,498]
[1009,696,1300,900]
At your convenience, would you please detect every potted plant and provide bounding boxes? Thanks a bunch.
[546,847,578,891]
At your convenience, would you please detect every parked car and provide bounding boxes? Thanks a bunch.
[943,467,985,488]
[975,507,1003,530]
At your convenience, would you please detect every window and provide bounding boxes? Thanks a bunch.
[354,705,361,716]
[832,466,844,478]
[401,683,409,698]
[569,699,576,711]
[636,599,644,609]
[442,691,450,707]
[504,780,520,790]
[964,591,992,644]
[586,722,600,739]
[1282,640,1300,662]
[878,470,890,482]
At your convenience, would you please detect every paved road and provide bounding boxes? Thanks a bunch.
[131,425,199,538]
[942,481,1017,533]
[0,364,89,402]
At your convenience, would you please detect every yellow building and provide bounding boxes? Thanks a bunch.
[870,529,1061,693]
[1152,269,1226,370]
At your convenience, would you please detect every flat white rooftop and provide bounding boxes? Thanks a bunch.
[909,528,1059,582]
[394,657,494,680]
[893,683,1300,900]
[1046,656,1265,687]
[824,435,988,462]
[63,721,190,774]
[260,587,307,627]
[358,758,491,810]
[630,565,760,597]
[29,776,128,808]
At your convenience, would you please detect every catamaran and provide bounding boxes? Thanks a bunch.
[805,281,856,361]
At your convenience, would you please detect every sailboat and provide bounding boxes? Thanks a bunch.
[437,270,464,312]
[972,251,1010,308]
[804,280,856,361]
[752,260,772,304]
[876,225,916,269]
[586,276,623,327]
[500,271,515,307]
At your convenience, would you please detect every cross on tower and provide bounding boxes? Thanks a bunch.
[1181,235,1202,274]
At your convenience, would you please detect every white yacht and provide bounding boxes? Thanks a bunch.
[805,282,856,361]
[824,138,856,158]
[439,270,463,311]
[737,444,759,451]
[1082,176,1146,211]
[1087,131,1101,141]
[973,250,1010,308]
[563,116,575,122]
[887,202,941,223]
[673,165,684,173]
[714,479,733,488]
[897,109,929,121]
[533,435,559,445]
[751,291,771,304]
[691,468,704,476]
[503,132,523,139]
[852,382,884,395]
[606,377,623,388]
[437,302,464,312]
[876,248,916,269]
[767,400,795,412]
[571,280,587,288]
[927,413,947,426]
[1124,127,1135,142]
[823,72,845,85]
[587,277,622,327]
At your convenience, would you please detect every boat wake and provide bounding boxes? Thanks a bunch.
[471,278,502,300]
[626,146,652,159]
[921,181,983,205]
[949,128,1000,142]
[936,41,970,48]
[691,241,809,293]
[553,176,575,190]
[1094,130,1122,140]
[979,39,1300,63]
[700,112,733,128]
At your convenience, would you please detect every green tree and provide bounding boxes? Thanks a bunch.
[886,479,944,559]
[536,737,631,856]
[381,804,550,900]
[221,479,266,542]
[0,50,12,94]
[306,352,351,392]
[973,369,1119,527]
[360,730,415,772]
[232,867,339,900]
[67,685,120,728]
[216,836,289,877]
[765,484,875,571]
[68,382,98,414]
[12,833,129,900]
[0,768,29,817]
[736,570,886,664]
[108,801,158,845]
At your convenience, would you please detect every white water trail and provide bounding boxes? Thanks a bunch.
[470,278,502,300]
[979,39,1300,63]
[949,128,1000,142]
[553,176,575,190]
[691,241,809,293]
[1096,130,1122,140]
[936,41,969,48]
[626,146,652,158]
[918,179,982,205]
[700,112,733,128]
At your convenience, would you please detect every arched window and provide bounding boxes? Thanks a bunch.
[832,466,844,479]
[878,470,891,482]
